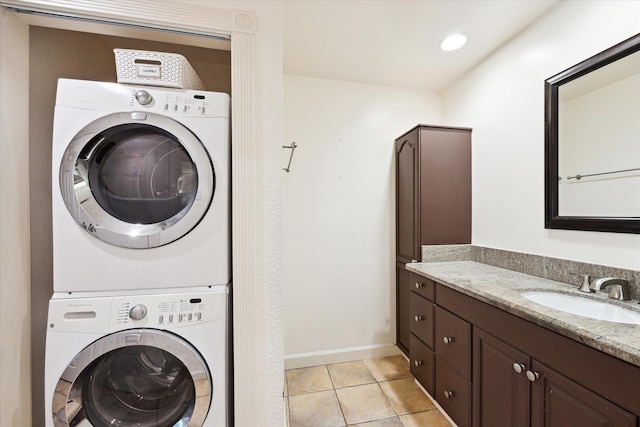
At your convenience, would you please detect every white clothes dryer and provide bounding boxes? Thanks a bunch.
[45,286,229,427]
[51,79,230,293]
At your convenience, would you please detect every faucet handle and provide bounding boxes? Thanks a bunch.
[606,283,632,301]
[578,274,591,293]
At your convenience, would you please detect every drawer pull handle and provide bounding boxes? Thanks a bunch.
[443,390,455,399]
[414,360,423,367]
[443,336,454,344]
[415,282,423,289]
[513,363,525,374]
[526,370,540,382]
[415,315,424,322]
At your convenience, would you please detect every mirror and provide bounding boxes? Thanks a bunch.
[545,33,640,234]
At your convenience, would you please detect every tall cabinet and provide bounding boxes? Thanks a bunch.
[395,124,471,355]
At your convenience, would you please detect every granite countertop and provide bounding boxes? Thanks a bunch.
[406,261,640,368]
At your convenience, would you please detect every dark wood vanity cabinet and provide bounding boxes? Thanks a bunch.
[395,125,471,356]
[408,276,640,427]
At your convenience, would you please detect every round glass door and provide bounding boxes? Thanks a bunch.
[52,329,212,427]
[60,112,215,248]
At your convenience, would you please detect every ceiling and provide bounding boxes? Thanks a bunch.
[284,0,559,92]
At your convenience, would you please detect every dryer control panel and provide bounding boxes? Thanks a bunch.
[55,79,229,119]
[48,287,227,333]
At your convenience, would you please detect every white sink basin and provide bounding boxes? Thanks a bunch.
[520,291,640,324]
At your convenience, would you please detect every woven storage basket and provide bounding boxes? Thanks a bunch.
[114,49,204,90]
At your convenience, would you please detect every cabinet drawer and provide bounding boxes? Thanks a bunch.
[410,293,434,348]
[410,333,435,395]
[435,306,471,379]
[436,356,471,427]
[410,272,435,301]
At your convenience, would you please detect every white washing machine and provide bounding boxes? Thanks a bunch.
[45,286,229,427]
[52,78,230,293]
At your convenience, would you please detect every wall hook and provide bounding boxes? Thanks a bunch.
[283,142,298,173]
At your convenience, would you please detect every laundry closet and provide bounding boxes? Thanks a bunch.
[29,25,231,426]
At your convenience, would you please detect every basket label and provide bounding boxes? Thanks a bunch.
[137,64,161,78]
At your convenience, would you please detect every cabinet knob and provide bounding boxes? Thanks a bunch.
[415,282,423,289]
[443,336,454,344]
[443,390,455,399]
[513,363,525,374]
[414,360,423,367]
[415,315,424,322]
[526,370,540,382]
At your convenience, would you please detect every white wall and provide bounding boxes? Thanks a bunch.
[442,0,640,269]
[283,75,440,361]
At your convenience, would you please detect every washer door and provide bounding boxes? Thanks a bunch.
[59,112,214,248]
[51,329,212,427]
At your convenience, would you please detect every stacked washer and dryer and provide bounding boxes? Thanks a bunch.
[45,52,231,427]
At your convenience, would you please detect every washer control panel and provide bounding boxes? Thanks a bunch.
[48,288,227,333]
[115,295,213,326]
[129,87,225,118]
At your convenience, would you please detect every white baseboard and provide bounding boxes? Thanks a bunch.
[284,344,402,370]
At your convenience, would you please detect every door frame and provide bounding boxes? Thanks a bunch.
[0,1,278,425]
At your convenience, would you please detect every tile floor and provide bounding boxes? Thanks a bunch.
[284,355,453,427]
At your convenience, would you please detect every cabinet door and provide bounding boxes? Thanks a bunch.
[473,328,530,427]
[395,130,418,262]
[435,306,471,380]
[396,263,410,355]
[436,355,472,427]
[410,293,434,349]
[411,272,435,301]
[530,360,637,427]
[410,333,435,395]
[419,127,471,245]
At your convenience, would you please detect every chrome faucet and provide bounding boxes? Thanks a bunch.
[589,277,632,301]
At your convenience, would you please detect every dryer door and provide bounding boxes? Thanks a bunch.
[59,111,214,248]
[51,329,212,427]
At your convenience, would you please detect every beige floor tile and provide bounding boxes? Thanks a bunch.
[364,356,411,381]
[379,378,436,415]
[336,383,396,425]
[348,416,404,426]
[328,360,376,388]
[288,390,346,427]
[400,409,453,427]
[287,365,334,395]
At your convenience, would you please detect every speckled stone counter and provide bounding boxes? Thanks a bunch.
[406,261,640,368]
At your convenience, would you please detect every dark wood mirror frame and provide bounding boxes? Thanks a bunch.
[545,33,640,234]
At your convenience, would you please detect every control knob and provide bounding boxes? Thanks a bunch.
[135,90,153,105]
[129,304,148,321]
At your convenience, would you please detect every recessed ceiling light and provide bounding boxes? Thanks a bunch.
[440,34,467,52]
